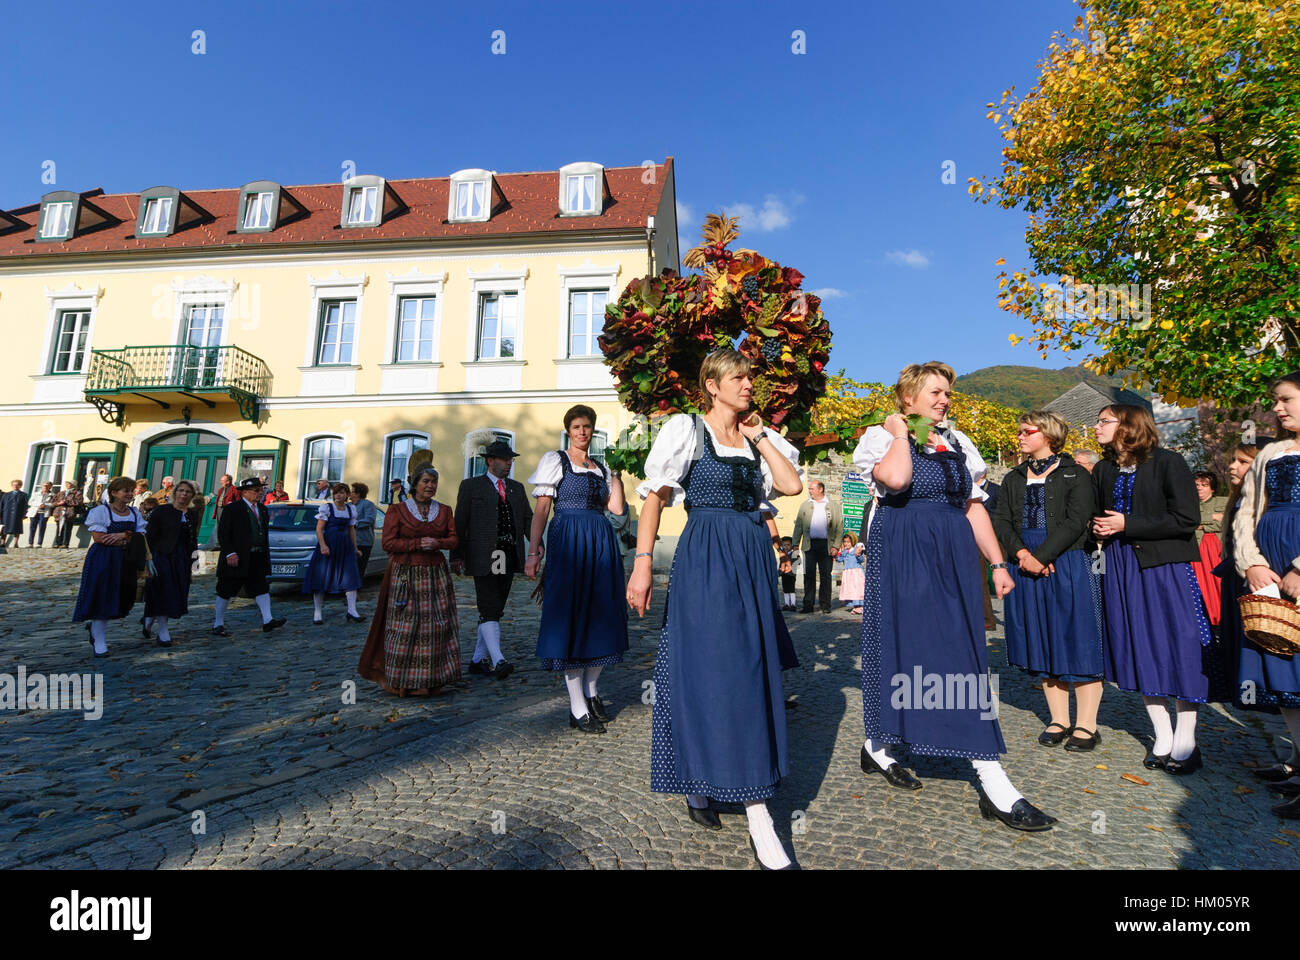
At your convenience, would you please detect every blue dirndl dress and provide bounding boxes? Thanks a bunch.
[72,508,142,622]
[1238,455,1300,708]
[650,427,796,802]
[1101,469,1225,702]
[302,503,362,594]
[536,454,629,670]
[1004,482,1105,682]
[861,441,1005,759]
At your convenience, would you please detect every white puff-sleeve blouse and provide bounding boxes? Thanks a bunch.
[635,414,804,508]
[852,424,987,502]
[85,504,148,534]
[315,503,357,525]
[527,450,610,499]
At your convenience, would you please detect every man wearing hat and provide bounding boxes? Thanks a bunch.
[213,477,286,636]
[388,477,407,504]
[450,439,533,678]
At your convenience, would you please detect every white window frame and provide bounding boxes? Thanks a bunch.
[40,201,73,239]
[566,175,597,214]
[140,196,173,235]
[316,300,358,366]
[346,185,378,225]
[464,268,527,364]
[300,434,347,498]
[243,191,273,230]
[28,440,69,491]
[382,430,431,501]
[49,309,92,374]
[447,169,495,223]
[35,283,103,380]
[464,429,516,480]
[302,272,368,369]
[381,269,446,370]
[558,162,604,216]
[475,291,520,361]
[566,289,608,358]
[554,263,619,360]
[394,295,440,363]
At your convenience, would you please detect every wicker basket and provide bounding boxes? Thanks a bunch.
[1240,594,1300,656]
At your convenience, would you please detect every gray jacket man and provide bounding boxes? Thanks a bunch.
[791,480,842,613]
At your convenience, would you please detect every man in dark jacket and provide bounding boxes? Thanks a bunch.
[1,480,30,549]
[212,477,286,636]
[450,440,533,678]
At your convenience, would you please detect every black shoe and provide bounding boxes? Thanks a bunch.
[1064,726,1100,752]
[569,712,605,734]
[211,625,231,637]
[1268,778,1300,797]
[313,616,324,626]
[1253,761,1299,782]
[821,606,832,614]
[748,835,795,870]
[784,697,799,711]
[1273,794,1300,819]
[467,660,491,676]
[1163,746,1202,775]
[686,801,722,829]
[799,607,814,614]
[1143,748,1171,770]
[860,745,923,790]
[156,639,172,648]
[493,660,514,680]
[1038,722,1072,747]
[345,613,365,622]
[262,617,287,633]
[977,789,1056,832]
[586,695,610,724]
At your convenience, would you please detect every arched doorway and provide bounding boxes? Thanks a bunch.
[144,429,229,543]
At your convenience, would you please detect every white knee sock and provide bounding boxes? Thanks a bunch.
[784,592,794,606]
[313,593,324,619]
[213,596,229,627]
[687,794,710,809]
[863,737,896,769]
[745,801,791,870]
[1171,700,1199,761]
[971,758,1024,813]
[143,616,153,631]
[345,590,358,617]
[89,620,108,656]
[472,624,488,663]
[564,670,588,718]
[583,664,604,699]
[154,616,171,645]
[1144,697,1174,755]
[254,593,272,623]
[482,621,505,666]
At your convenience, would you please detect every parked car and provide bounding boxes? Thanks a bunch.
[267,501,387,582]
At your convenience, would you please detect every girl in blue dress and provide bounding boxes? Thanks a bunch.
[143,479,199,647]
[854,362,1056,831]
[525,405,630,733]
[1092,404,1223,775]
[993,411,1106,751]
[73,476,148,657]
[1233,372,1300,818]
[627,349,804,870]
[303,482,363,623]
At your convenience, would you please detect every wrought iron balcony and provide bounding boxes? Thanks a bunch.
[84,344,271,425]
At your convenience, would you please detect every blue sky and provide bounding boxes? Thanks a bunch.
[0,0,1084,383]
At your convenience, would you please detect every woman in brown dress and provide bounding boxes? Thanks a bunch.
[358,460,461,696]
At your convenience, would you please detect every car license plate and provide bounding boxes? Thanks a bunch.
[272,564,299,576]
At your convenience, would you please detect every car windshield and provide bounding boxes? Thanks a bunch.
[268,505,319,531]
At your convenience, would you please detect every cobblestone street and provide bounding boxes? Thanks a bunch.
[1,546,1296,869]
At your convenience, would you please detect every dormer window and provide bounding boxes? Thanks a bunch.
[40,202,72,239]
[339,175,405,229]
[134,186,211,238]
[140,197,173,235]
[235,181,307,234]
[558,162,607,217]
[447,169,503,224]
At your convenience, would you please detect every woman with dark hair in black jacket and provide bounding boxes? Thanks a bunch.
[994,411,1105,752]
[1092,404,1227,775]
[143,479,200,647]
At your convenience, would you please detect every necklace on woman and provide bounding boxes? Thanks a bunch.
[568,449,595,471]
[1028,454,1059,475]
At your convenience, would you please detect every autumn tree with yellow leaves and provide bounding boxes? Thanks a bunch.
[971,0,1300,407]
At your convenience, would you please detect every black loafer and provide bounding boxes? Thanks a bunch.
[345,613,365,623]
[467,660,491,676]
[686,802,722,830]
[860,745,923,790]
[211,625,231,637]
[1064,727,1100,752]
[1268,778,1300,796]
[262,617,287,633]
[1273,794,1300,819]
[1253,761,1299,782]
[493,660,514,680]
[312,617,324,626]
[586,695,610,724]
[1038,722,1072,746]
[1143,749,1171,770]
[155,638,172,648]
[748,836,795,870]
[977,789,1056,832]
[569,712,605,734]
[1163,746,1202,776]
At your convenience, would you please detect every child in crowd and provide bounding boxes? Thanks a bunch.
[835,533,865,614]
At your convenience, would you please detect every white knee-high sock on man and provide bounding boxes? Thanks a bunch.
[472,624,488,664]
[254,593,272,623]
[482,621,505,666]
[213,596,229,628]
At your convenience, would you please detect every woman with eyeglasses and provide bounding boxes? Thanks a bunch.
[1092,404,1227,775]
[993,412,1105,751]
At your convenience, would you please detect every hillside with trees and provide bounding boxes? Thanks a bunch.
[953,364,1149,411]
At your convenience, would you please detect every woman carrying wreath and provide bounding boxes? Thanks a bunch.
[627,348,805,870]
[358,459,461,696]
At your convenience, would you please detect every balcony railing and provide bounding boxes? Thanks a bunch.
[84,344,271,425]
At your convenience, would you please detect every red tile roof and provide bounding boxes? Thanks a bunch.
[0,160,673,260]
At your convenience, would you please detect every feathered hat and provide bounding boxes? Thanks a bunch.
[408,448,438,483]
[463,428,501,461]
